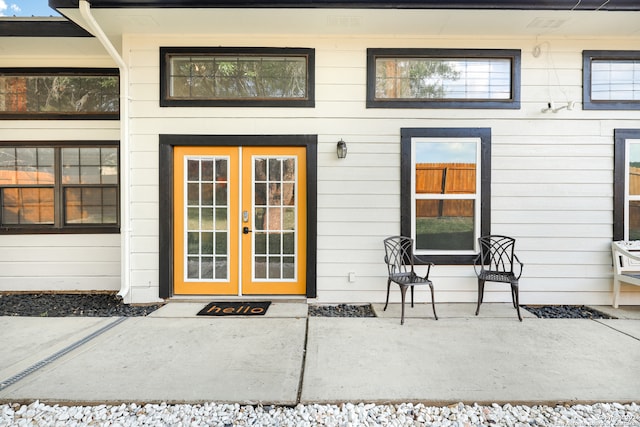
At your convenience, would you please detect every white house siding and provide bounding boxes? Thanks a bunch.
[121,31,640,306]
[0,48,121,294]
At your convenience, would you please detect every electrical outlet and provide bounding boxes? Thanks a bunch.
[348,272,356,282]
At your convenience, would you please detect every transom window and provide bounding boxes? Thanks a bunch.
[160,47,315,107]
[401,128,491,264]
[0,68,119,119]
[368,49,520,109]
[584,51,640,110]
[0,142,119,233]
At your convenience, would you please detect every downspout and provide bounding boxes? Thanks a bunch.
[79,0,132,302]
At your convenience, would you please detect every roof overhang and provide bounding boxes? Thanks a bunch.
[48,0,640,12]
[0,18,91,37]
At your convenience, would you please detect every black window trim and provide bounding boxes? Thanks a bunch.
[367,48,521,109]
[0,140,120,235]
[583,50,640,111]
[0,68,120,120]
[160,47,316,108]
[613,129,640,241]
[400,127,491,264]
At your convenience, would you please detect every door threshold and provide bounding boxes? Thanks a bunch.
[169,295,308,303]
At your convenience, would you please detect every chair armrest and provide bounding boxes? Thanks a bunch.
[412,255,434,278]
[612,241,640,264]
[473,253,482,277]
[513,253,524,280]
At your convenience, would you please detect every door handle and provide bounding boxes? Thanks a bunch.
[243,227,252,234]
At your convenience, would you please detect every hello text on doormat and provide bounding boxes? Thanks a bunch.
[197,301,271,316]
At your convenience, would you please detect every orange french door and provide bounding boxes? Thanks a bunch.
[173,146,306,295]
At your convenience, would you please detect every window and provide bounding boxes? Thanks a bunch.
[0,68,119,119]
[583,51,640,110]
[367,49,520,109]
[160,47,315,107]
[401,128,491,264]
[614,129,640,241]
[0,142,119,233]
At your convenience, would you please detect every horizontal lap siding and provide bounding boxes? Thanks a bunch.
[125,33,639,305]
[0,50,122,293]
[0,235,121,292]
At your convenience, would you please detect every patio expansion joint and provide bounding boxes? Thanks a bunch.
[593,319,640,342]
[295,315,310,405]
[0,317,128,392]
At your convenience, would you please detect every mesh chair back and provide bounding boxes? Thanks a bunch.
[383,236,414,276]
[478,235,516,274]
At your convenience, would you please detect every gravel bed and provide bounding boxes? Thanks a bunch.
[309,304,616,319]
[522,305,615,319]
[0,296,618,319]
[2,401,639,426]
[309,303,376,317]
[0,293,163,317]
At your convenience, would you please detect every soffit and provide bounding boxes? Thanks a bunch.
[56,8,640,38]
[0,33,112,58]
[48,0,640,11]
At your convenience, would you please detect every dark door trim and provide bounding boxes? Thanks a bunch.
[158,134,318,298]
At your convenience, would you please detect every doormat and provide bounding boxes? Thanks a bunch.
[197,301,271,316]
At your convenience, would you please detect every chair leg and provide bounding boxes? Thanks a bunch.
[475,279,485,316]
[410,285,415,308]
[384,279,391,311]
[512,282,522,322]
[429,283,438,320]
[510,284,518,309]
[399,284,408,325]
[612,278,620,308]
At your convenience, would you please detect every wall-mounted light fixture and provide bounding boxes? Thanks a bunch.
[337,139,347,159]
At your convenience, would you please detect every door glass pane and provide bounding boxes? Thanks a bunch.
[201,208,214,230]
[184,156,229,281]
[255,256,267,279]
[253,156,297,281]
[215,207,227,230]
[283,256,295,279]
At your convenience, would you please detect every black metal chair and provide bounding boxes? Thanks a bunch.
[474,235,524,321]
[383,236,438,325]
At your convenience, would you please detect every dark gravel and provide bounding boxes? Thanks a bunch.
[0,293,163,317]
[0,295,615,319]
[309,303,376,317]
[522,305,616,319]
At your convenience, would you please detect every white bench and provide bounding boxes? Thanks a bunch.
[611,240,640,308]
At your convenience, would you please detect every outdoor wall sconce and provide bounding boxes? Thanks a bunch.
[337,139,348,159]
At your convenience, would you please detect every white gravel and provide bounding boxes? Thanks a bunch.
[2,401,639,426]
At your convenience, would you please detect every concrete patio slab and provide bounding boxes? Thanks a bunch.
[300,317,640,405]
[595,319,640,340]
[0,317,306,405]
[591,305,640,320]
[0,317,115,384]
